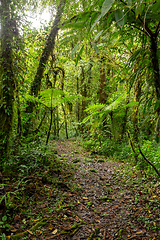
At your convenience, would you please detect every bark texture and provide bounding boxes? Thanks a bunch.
[0,0,15,163]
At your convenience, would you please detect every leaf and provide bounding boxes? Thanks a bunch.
[104,93,127,112]
[52,229,58,235]
[128,0,132,6]
[76,44,84,65]
[48,189,52,197]
[154,100,160,111]
[101,0,115,17]
[33,219,40,222]
[115,10,125,27]
[71,42,80,60]
[27,230,33,235]
[91,0,115,31]
[135,4,143,19]
[38,89,65,107]
[92,42,99,53]
[94,30,103,41]
[91,14,103,31]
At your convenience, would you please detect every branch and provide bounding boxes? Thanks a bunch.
[155,21,160,37]
[119,0,153,37]
[138,145,160,178]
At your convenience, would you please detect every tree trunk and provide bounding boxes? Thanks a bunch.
[150,34,160,141]
[150,35,160,100]
[76,77,80,132]
[61,104,68,139]
[99,57,107,104]
[0,0,15,164]
[133,79,142,143]
[24,0,66,134]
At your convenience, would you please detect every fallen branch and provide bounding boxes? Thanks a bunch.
[138,145,160,178]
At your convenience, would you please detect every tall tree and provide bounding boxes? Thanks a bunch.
[0,0,15,164]
[25,0,66,134]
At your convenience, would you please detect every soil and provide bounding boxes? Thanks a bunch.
[44,139,160,240]
[3,139,160,240]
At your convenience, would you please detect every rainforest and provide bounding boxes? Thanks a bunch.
[0,0,160,239]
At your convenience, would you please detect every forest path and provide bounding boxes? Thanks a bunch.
[47,139,160,240]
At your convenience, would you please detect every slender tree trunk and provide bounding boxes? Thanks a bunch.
[133,79,142,143]
[99,57,107,104]
[46,108,53,145]
[80,66,87,133]
[150,35,160,100]
[99,67,106,104]
[24,0,66,134]
[61,104,68,139]
[0,0,15,163]
[80,66,87,121]
[56,107,60,138]
[76,77,80,132]
[121,97,129,140]
[150,34,160,141]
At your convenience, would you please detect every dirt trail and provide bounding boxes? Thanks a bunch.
[50,139,160,240]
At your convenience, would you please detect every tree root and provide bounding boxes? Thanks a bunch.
[8,218,48,240]
[50,220,85,239]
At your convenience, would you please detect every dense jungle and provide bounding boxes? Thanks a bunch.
[0,0,160,239]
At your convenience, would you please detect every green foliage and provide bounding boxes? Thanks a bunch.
[91,0,115,30]
[2,137,52,175]
[115,10,126,27]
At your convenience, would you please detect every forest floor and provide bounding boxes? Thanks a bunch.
[1,139,160,240]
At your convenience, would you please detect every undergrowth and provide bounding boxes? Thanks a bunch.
[0,137,74,239]
[82,136,160,176]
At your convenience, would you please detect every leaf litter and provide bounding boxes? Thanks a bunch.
[1,139,160,239]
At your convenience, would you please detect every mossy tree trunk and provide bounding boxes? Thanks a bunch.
[0,0,15,164]
[99,60,107,105]
[24,0,66,135]
[132,79,142,143]
[150,32,160,142]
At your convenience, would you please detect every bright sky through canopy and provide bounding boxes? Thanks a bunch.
[28,8,51,28]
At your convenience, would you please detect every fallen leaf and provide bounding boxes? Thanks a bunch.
[124,196,132,199]
[75,216,79,221]
[68,193,73,197]
[52,229,58,235]
[48,189,52,197]
[135,231,143,235]
[27,230,33,235]
[83,197,88,199]
[152,195,157,198]
[48,224,54,230]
